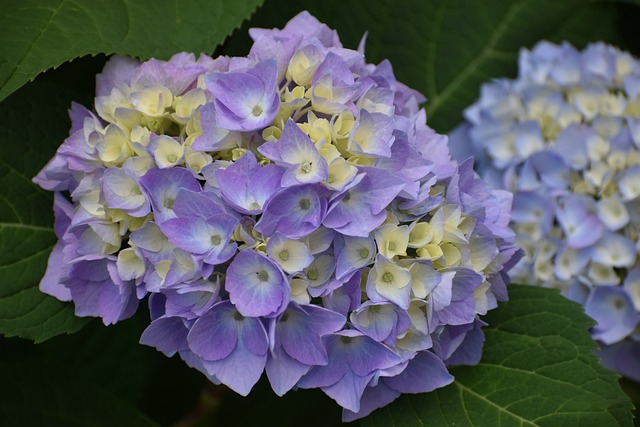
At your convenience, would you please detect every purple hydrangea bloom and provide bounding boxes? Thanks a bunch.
[34,11,520,420]
[451,40,640,379]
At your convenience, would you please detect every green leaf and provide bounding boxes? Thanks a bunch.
[362,285,634,427]
[221,0,640,132]
[0,345,158,427]
[1,307,208,425]
[0,57,106,342]
[0,0,263,102]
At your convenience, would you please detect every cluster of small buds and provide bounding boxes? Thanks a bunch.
[34,12,520,419]
[452,40,640,381]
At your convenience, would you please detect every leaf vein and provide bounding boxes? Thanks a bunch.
[0,0,66,90]
[0,193,24,223]
[406,397,426,427]
[0,243,52,273]
[454,381,540,426]
[426,0,525,116]
[0,157,51,191]
[0,223,55,233]
[426,2,446,97]
[479,362,608,399]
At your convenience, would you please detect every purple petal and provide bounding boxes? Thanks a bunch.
[597,340,640,381]
[312,52,354,86]
[279,304,345,365]
[259,120,328,186]
[161,217,214,254]
[39,241,72,301]
[187,301,238,360]
[134,52,207,94]
[206,60,280,131]
[201,337,267,396]
[529,151,570,189]
[240,315,270,356]
[434,293,477,326]
[297,335,349,388]
[139,168,201,224]
[265,345,312,396]
[226,251,289,317]
[140,316,190,355]
[216,151,284,214]
[341,380,401,422]
[450,268,483,301]
[346,333,402,376]
[324,168,405,237]
[256,184,328,238]
[96,55,139,96]
[323,370,373,412]
[102,167,150,217]
[585,287,638,344]
[350,302,403,343]
[99,265,138,325]
[556,196,603,249]
[349,109,395,157]
[172,189,227,219]
[191,103,241,151]
[384,351,454,393]
[444,319,486,366]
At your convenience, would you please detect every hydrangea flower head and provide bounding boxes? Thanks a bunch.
[451,40,640,381]
[34,11,521,419]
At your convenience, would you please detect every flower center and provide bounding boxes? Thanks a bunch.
[167,154,178,163]
[613,297,625,310]
[210,234,222,245]
[163,197,175,209]
[279,250,289,261]
[251,105,264,117]
[299,198,311,210]
[307,267,318,281]
[257,270,270,282]
[301,161,312,173]
[382,272,394,283]
[340,336,352,344]
[358,248,369,259]
[369,305,381,314]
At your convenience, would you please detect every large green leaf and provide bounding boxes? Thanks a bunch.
[361,285,634,426]
[0,65,97,342]
[221,0,640,132]
[0,0,263,102]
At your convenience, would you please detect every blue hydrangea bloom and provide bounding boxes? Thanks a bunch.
[451,40,640,381]
[34,11,521,419]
